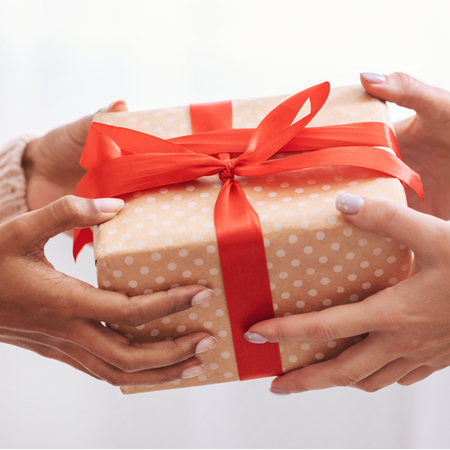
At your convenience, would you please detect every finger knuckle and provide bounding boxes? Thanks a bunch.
[163,289,192,315]
[331,367,360,387]
[306,317,337,342]
[162,339,191,365]
[103,370,126,387]
[262,323,289,341]
[118,297,145,327]
[395,338,425,356]
[93,363,124,386]
[393,72,418,103]
[113,352,140,373]
[51,196,82,227]
[372,201,405,238]
[0,215,29,244]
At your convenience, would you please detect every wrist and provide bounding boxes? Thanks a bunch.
[22,137,42,183]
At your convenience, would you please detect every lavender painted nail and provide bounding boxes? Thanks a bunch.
[270,387,292,396]
[336,194,365,215]
[360,72,386,84]
[244,332,268,344]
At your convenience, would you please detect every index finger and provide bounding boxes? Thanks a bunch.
[360,72,450,121]
[336,195,450,261]
[245,292,384,344]
[70,282,215,326]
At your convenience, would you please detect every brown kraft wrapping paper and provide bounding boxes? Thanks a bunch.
[91,85,412,394]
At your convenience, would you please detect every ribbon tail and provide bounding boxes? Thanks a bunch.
[214,179,283,380]
[73,228,93,261]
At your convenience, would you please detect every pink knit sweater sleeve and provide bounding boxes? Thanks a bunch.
[0,134,37,224]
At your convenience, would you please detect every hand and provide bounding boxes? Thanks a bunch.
[22,101,128,211]
[360,72,450,220]
[0,195,216,386]
[245,194,450,394]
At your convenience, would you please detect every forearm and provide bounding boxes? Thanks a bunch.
[0,133,38,224]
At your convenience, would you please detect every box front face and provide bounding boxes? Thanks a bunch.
[92,86,411,393]
[95,168,410,394]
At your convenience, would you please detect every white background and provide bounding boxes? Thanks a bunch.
[1,0,450,448]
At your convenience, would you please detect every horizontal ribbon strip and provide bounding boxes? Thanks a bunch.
[74,82,423,381]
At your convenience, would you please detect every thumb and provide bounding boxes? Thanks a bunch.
[335,193,450,261]
[360,72,450,122]
[14,196,124,249]
[71,100,129,143]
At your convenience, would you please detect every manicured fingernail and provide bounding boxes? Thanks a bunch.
[191,289,215,306]
[195,336,217,354]
[181,364,207,379]
[244,332,268,344]
[270,387,292,396]
[336,194,365,215]
[360,72,386,84]
[93,198,125,214]
[107,100,127,112]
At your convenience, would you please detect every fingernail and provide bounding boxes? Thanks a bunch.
[195,336,217,354]
[93,198,125,214]
[181,364,207,379]
[336,194,365,215]
[191,289,215,306]
[244,332,268,344]
[107,100,127,112]
[360,72,386,84]
[270,387,292,396]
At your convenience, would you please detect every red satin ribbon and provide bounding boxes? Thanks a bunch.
[74,82,423,381]
[191,98,281,379]
[190,100,232,134]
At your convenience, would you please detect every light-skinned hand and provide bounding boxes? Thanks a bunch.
[0,195,216,386]
[244,72,450,395]
[245,194,450,394]
[360,72,450,219]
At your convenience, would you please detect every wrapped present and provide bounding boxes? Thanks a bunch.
[74,82,422,394]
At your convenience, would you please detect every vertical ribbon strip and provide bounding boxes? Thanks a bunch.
[189,100,282,379]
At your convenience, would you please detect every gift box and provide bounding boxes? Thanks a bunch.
[75,83,421,394]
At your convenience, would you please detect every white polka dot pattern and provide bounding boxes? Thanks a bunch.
[93,86,410,395]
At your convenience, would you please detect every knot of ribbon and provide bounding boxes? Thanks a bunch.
[73,82,423,382]
[219,156,239,182]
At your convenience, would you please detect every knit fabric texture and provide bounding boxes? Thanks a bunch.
[0,134,37,224]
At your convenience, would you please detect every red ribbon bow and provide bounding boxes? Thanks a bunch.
[74,82,423,381]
